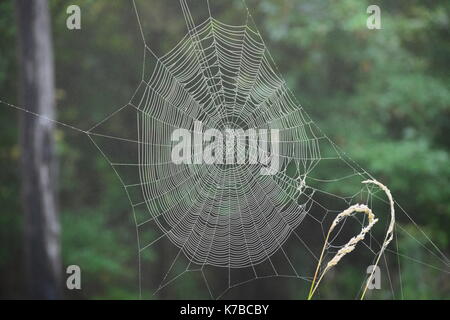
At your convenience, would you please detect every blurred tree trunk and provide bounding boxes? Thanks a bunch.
[16,0,62,299]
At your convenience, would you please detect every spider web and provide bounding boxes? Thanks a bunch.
[82,0,449,299]
[2,0,449,299]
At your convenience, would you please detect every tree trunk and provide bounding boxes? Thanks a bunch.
[16,0,62,299]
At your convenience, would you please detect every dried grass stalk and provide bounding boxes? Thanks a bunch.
[308,204,378,299]
[307,179,395,300]
[360,179,395,299]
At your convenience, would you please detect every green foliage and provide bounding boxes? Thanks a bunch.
[61,208,137,299]
[0,0,22,299]
[397,225,450,299]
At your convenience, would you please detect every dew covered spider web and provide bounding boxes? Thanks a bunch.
[2,0,449,299]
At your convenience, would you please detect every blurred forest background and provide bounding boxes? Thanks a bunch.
[0,0,449,299]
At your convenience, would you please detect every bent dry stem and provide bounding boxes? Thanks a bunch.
[307,179,395,300]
